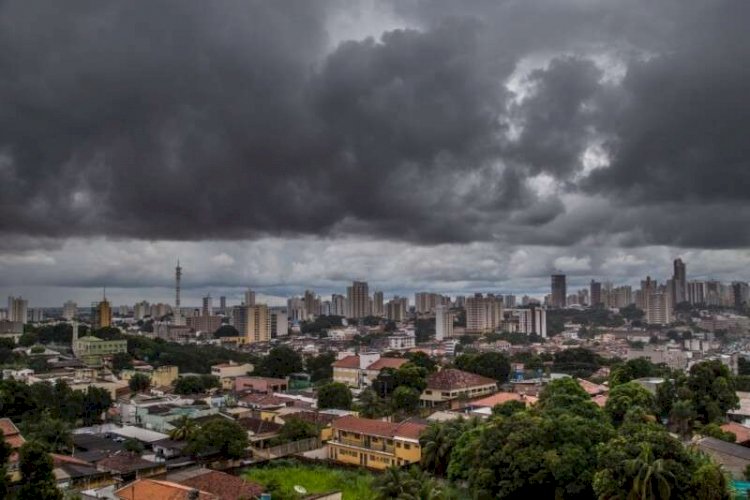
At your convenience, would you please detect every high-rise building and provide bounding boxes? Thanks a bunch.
[219,296,227,313]
[672,258,687,305]
[7,296,28,324]
[465,294,503,334]
[270,308,288,338]
[93,297,112,330]
[435,304,454,340]
[646,286,673,326]
[373,291,384,317]
[348,281,369,319]
[503,295,516,308]
[287,297,305,322]
[63,300,77,321]
[202,295,213,316]
[611,286,633,308]
[331,294,347,317]
[687,281,706,305]
[517,306,547,338]
[732,282,749,309]
[550,274,567,308]
[304,290,318,319]
[246,304,270,344]
[386,297,408,322]
[29,308,44,323]
[244,289,256,307]
[134,301,150,321]
[590,280,602,307]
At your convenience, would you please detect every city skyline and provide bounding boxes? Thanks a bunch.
[0,1,748,305]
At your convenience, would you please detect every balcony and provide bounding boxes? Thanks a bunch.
[336,438,394,454]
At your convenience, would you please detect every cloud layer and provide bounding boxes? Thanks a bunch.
[0,0,748,302]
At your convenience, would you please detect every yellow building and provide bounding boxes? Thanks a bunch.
[211,361,254,390]
[121,365,179,388]
[73,335,127,366]
[228,305,270,345]
[332,354,407,388]
[328,416,426,470]
[420,368,497,408]
[94,299,112,330]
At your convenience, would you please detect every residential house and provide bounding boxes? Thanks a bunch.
[234,376,288,394]
[114,478,216,499]
[96,451,166,484]
[328,416,426,470]
[0,418,25,481]
[211,362,254,390]
[420,369,498,408]
[695,437,750,479]
[332,353,408,388]
[179,469,264,500]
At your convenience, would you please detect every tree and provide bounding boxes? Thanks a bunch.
[306,352,335,382]
[169,415,199,441]
[16,441,63,500]
[699,422,736,442]
[25,414,73,453]
[551,348,601,378]
[0,430,11,500]
[391,386,420,414]
[668,399,696,438]
[605,382,657,426]
[317,382,352,410]
[406,351,437,373]
[374,466,445,500]
[355,388,387,418]
[254,345,303,378]
[123,438,144,454]
[111,352,134,371]
[78,386,113,426]
[455,352,511,382]
[491,400,526,417]
[609,358,662,387]
[173,375,218,394]
[187,418,248,459]
[420,419,474,477]
[623,444,675,499]
[278,417,318,443]
[213,324,240,338]
[393,363,429,392]
[685,360,739,424]
[128,373,152,393]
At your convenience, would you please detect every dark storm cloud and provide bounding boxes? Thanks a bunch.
[0,0,748,249]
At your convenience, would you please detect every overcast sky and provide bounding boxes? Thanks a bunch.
[1,0,748,307]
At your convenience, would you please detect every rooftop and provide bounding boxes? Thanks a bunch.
[115,478,216,500]
[331,355,359,369]
[425,369,497,391]
[180,470,264,500]
[469,392,537,408]
[333,415,426,441]
[96,452,161,473]
[366,358,408,371]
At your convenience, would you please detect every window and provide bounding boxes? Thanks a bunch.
[404,444,411,450]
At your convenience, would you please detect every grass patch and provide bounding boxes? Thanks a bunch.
[244,460,377,500]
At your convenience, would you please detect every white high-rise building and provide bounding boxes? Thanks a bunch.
[332,294,347,317]
[270,309,288,337]
[63,300,78,321]
[435,304,454,341]
[134,301,150,321]
[245,289,256,306]
[517,307,547,338]
[646,287,673,326]
[7,296,28,325]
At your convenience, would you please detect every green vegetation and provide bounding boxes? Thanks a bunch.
[17,441,63,500]
[299,315,346,335]
[454,352,511,381]
[173,374,220,394]
[317,381,352,410]
[245,461,377,500]
[128,372,152,393]
[305,351,335,382]
[416,371,731,499]
[253,345,303,378]
[126,335,257,374]
[186,418,248,459]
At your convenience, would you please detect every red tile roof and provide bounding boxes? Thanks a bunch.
[366,358,407,371]
[180,470,264,500]
[0,418,25,462]
[333,416,426,441]
[115,479,217,499]
[577,378,608,396]
[331,355,360,369]
[722,422,750,443]
[426,369,497,391]
[470,392,537,408]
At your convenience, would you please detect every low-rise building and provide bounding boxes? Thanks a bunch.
[233,376,288,394]
[420,369,497,408]
[120,365,179,388]
[0,418,25,482]
[73,336,128,366]
[211,362,254,390]
[328,416,426,470]
[332,354,408,388]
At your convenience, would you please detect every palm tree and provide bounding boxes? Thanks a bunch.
[420,423,451,476]
[624,444,675,500]
[669,399,695,438]
[169,415,198,441]
[375,466,411,499]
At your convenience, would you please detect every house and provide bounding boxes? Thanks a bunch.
[237,417,283,446]
[420,369,498,408]
[332,353,408,388]
[328,416,426,470]
[211,362,254,390]
[234,376,288,394]
[96,451,166,484]
[114,478,217,499]
[53,453,115,492]
[721,422,750,446]
[120,365,179,388]
[0,418,25,481]
[179,469,264,500]
[695,437,750,479]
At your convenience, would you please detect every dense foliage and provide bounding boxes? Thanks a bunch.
[454,352,511,382]
[317,382,352,410]
[126,335,257,373]
[253,345,304,378]
[173,374,221,395]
